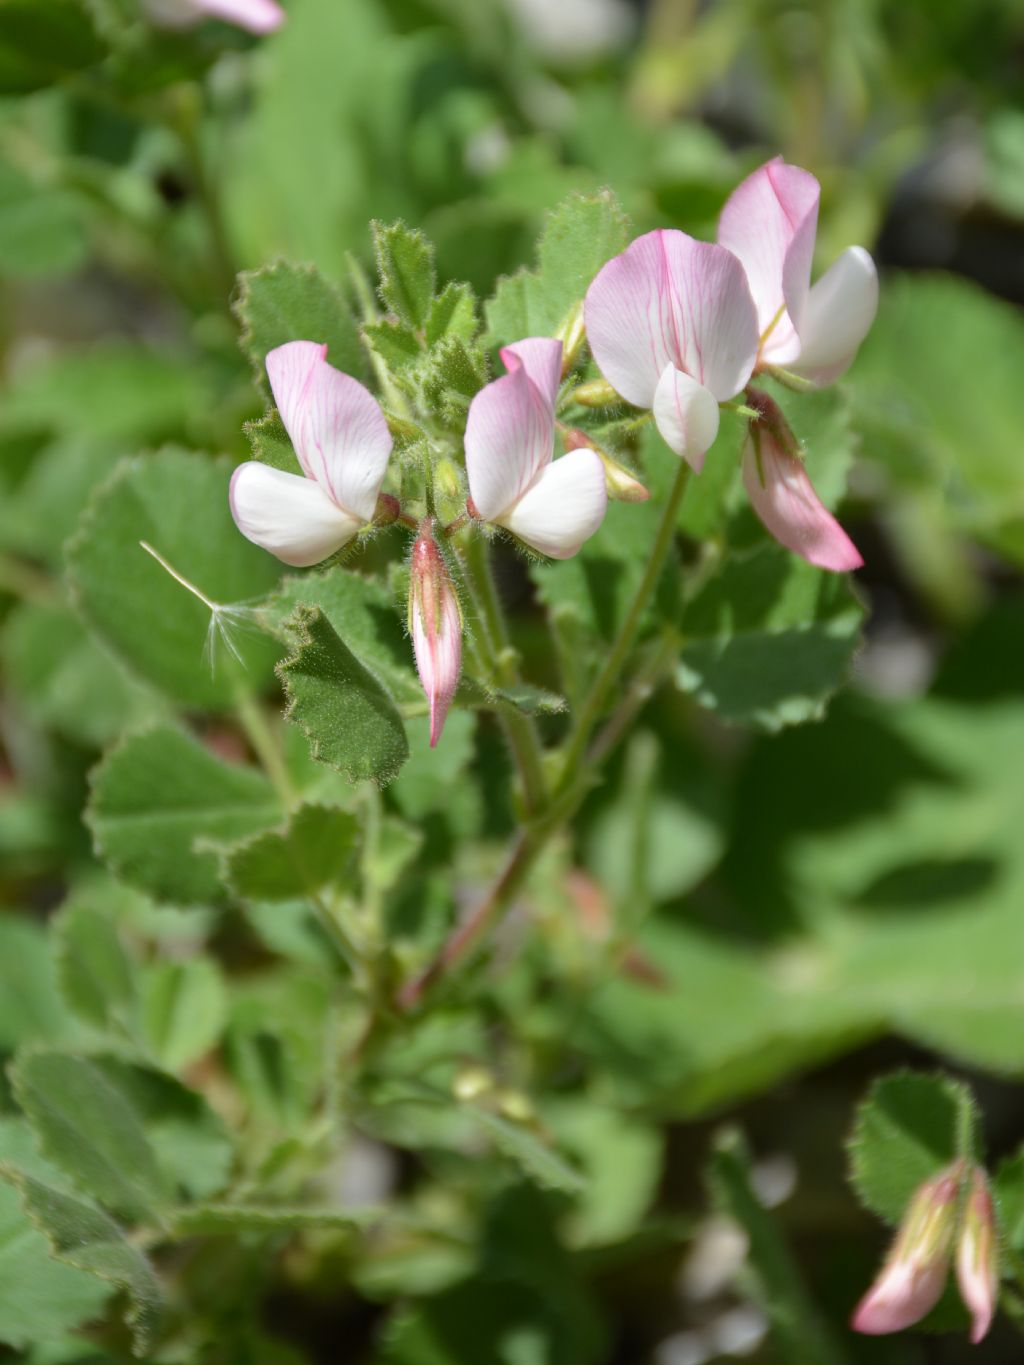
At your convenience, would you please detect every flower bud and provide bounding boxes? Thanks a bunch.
[563,428,649,502]
[555,301,587,376]
[373,493,401,528]
[409,520,462,748]
[570,377,620,407]
[852,1165,961,1336]
[956,1167,998,1344]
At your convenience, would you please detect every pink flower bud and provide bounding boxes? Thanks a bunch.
[956,1167,999,1344]
[852,1166,961,1336]
[563,428,650,503]
[409,521,462,748]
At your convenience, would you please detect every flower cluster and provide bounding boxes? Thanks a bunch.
[229,159,878,744]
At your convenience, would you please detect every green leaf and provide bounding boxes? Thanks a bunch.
[170,1202,377,1235]
[372,220,436,330]
[426,282,478,346]
[67,450,282,710]
[708,1129,849,1365]
[1,1170,161,1355]
[141,959,227,1073]
[0,918,76,1050]
[471,1109,585,1196]
[675,544,865,731]
[234,260,366,390]
[485,189,629,346]
[3,601,163,749]
[847,1071,978,1225]
[994,1152,1024,1251]
[243,412,302,476]
[419,336,489,424]
[0,160,88,278]
[278,605,409,786]
[223,803,361,900]
[0,0,105,95]
[363,319,423,370]
[11,1051,169,1224]
[53,904,137,1036]
[546,1101,662,1246]
[86,726,281,905]
[390,710,476,822]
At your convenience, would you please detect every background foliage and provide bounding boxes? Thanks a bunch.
[1,0,1024,1361]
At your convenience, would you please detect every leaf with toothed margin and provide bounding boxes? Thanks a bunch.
[220,803,361,901]
[372,221,436,330]
[243,412,302,476]
[278,605,409,786]
[234,260,367,392]
[0,1168,161,1356]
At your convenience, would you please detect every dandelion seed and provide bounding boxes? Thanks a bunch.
[139,541,261,677]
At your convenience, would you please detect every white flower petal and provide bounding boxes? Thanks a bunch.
[499,448,607,558]
[652,366,721,472]
[465,361,554,522]
[790,246,879,385]
[196,0,284,31]
[229,462,360,567]
[265,341,393,523]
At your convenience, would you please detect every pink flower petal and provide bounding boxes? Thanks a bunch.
[851,1257,949,1336]
[652,365,720,472]
[789,246,879,385]
[500,447,608,558]
[410,537,463,748]
[197,0,284,31]
[718,159,819,359]
[229,462,359,566]
[585,230,759,407]
[742,430,862,572]
[501,337,563,410]
[465,356,555,523]
[266,341,392,524]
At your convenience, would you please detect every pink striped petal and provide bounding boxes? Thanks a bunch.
[410,531,462,748]
[718,159,819,360]
[790,246,879,385]
[742,430,862,572]
[501,338,563,410]
[465,356,555,523]
[197,0,284,30]
[499,447,607,559]
[266,341,392,524]
[229,462,359,567]
[652,366,720,472]
[585,230,759,407]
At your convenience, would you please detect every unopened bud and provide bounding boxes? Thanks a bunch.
[434,458,463,504]
[570,378,620,408]
[555,303,586,376]
[409,519,462,748]
[956,1167,998,1345]
[852,1164,961,1336]
[374,493,401,527]
[563,428,649,502]
[744,387,801,459]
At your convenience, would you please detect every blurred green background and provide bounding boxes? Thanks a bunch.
[2,0,1024,1361]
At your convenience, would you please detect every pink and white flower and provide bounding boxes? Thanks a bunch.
[409,522,462,747]
[465,338,607,559]
[230,341,393,567]
[718,157,878,385]
[585,230,759,472]
[956,1168,999,1345]
[141,0,284,33]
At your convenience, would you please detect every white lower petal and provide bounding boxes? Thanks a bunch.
[652,366,720,472]
[197,0,284,30]
[229,463,359,567]
[500,448,607,559]
[791,246,879,385]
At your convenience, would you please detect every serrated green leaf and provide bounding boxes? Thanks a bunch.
[708,1129,849,1365]
[170,1202,378,1235]
[419,335,489,423]
[848,1071,978,1226]
[223,803,360,900]
[471,1109,585,1195]
[278,605,409,786]
[243,412,302,476]
[53,904,137,1036]
[484,189,629,346]
[1,1170,161,1355]
[372,221,436,330]
[675,543,864,731]
[234,260,365,391]
[141,958,227,1073]
[86,726,281,905]
[426,282,478,346]
[363,319,423,370]
[0,918,76,1050]
[11,1051,169,1224]
[67,449,282,710]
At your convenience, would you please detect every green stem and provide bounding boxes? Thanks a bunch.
[170,87,237,304]
[460,532,547,817]
[234,690,297,810]
[556,459,689,790]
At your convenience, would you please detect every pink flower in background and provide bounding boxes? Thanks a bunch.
[465,338,607,559]
[409,522,462,747]
[956,1168,999,1345]
[142,0,284,34]
[230,341,393,566]
[852,1166,960,1337]
[718,157,878,384]
[584,230,759,471]
[742,390,862,572]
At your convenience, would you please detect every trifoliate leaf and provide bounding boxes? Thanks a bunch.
[222,803,361,901]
